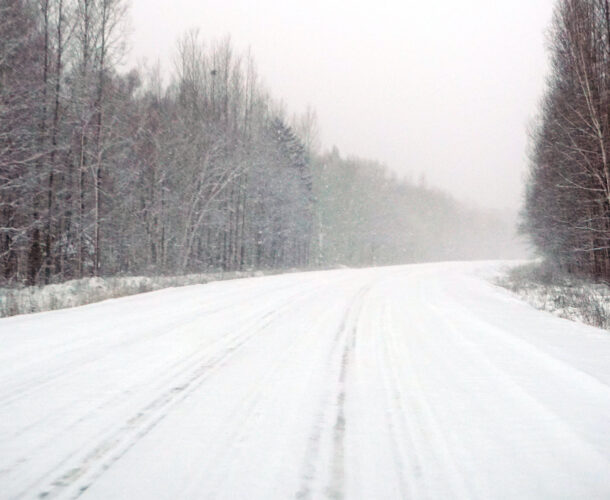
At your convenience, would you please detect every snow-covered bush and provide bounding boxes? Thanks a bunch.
[0,271,267,318]
[499,263,610,330]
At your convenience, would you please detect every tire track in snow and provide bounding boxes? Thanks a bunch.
[0,279,320,452]
[191,294,346,499]
[295,283,370,500]
[34,314,279,500]
[420,292,610,492]
[376,301,419,499]
[384,287,474,498]
[0,280,308,409]
[22,281,333,500]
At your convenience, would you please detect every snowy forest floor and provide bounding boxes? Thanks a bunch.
[0,270,300,318]
[498,262,610,330]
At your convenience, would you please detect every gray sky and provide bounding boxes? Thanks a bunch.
[127,0,555,211]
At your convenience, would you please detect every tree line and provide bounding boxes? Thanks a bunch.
[312,148,521,267]
[1,0,522,287]
[1,0,313,285]
[524,0,610,281]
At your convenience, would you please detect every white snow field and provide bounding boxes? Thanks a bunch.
[2,261,610,500]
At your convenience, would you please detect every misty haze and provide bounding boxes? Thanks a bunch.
[1,0,610,499]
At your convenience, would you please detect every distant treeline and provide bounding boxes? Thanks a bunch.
[1,0,522,287]
[524,0,610,281]
[313,149,522,267]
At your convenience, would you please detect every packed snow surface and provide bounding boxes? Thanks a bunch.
[2,261,610,499]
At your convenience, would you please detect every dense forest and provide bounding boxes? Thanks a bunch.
[1,0,521,287]
[524,0,610,281]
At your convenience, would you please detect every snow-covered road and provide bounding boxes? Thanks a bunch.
[2,262,610,499]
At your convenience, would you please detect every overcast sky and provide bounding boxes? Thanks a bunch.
[127,0,555,211]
